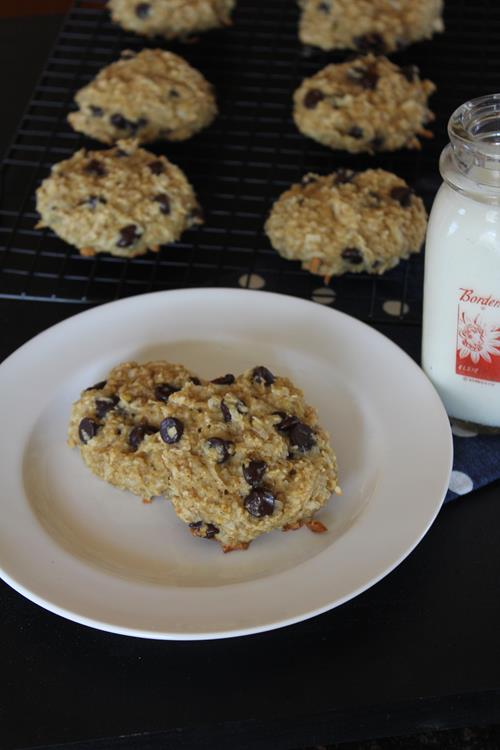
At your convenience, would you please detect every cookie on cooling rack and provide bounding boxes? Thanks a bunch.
[159,366,339,552]
[298,0,444,52]
[293,55,436,154]
[264,168,427,280]
[108,0,236,40]
[68,361,200,500]
[35,140,202,258]
[68,49,217,145]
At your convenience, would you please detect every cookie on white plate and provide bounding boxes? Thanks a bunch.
[161,366,340,552]
[68,361,200,500]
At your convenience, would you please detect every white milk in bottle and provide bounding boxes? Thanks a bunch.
[422,94,500,429]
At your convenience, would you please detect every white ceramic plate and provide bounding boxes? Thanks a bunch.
[0,289,452,639]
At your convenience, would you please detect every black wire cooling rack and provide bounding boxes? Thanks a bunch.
[0,0,499,324]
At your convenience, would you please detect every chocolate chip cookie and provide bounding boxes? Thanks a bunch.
[298,0,444,53]
[35,140,202,257]
[68,361,199,500]
[160,366,339,552]
[265,168,427,279]
[69,362,340,552]
[68,49,217,145]
[108,0,236,40]
[293,55,436,153]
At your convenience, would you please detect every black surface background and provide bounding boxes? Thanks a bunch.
[1,10,500,750]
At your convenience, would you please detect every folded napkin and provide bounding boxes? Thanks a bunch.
[446,421,500,502]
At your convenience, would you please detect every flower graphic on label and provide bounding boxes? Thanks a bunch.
[457,311,500,364]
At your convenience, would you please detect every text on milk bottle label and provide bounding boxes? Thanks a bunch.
[455,288,500,383]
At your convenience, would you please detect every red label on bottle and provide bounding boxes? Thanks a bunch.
[455,288,500,382]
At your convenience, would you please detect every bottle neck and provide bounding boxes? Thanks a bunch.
[442,94,500,202]
[440,144,500,204]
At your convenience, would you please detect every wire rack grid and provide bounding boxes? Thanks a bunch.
[0,0,499,326]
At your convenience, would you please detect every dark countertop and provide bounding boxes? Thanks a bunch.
[1,9,500,750]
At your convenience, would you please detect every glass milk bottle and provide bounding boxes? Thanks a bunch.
[422,94,500,430]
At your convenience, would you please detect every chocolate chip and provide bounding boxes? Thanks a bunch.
[134,117,148,131]
[211,374,235,385]
[220,399,231,423]
[353,32,386,53]
[348,66,379,90]
[243,460,267,487]
[117,224,141,248]
[79,417,99,444]
[400,65,419,83]
[371,135,385,151]
[391,186,413,207]
[85,380,106,391]
[135,2,150,18]
[206,437,234,463]
[117,116,147,137]
[89,105,103,117]
[148,160,164,175]
[251,366,275,386]
[189,376,201,385]
[244,488,275,518]
[160,417,184,444]
[110,113,131,130]
[169,89,180,98]
[95,395,119,419]
[84,159,106,177]
[153,193,171,215]
[154,383,180,402]
[372,260,381,269]
[188,521,219,539]
[84,194,107,209]
[129,424,157,450]
[115,148,128,158]
[349,126,364,139]
[333,168,355,185]
[110,113,146,134]
[274,413,300,432]
[317,0,330,11]
[303,89,325,109]
[288,422,316,452]
[361,70,379,89]
[341,247,363,264]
